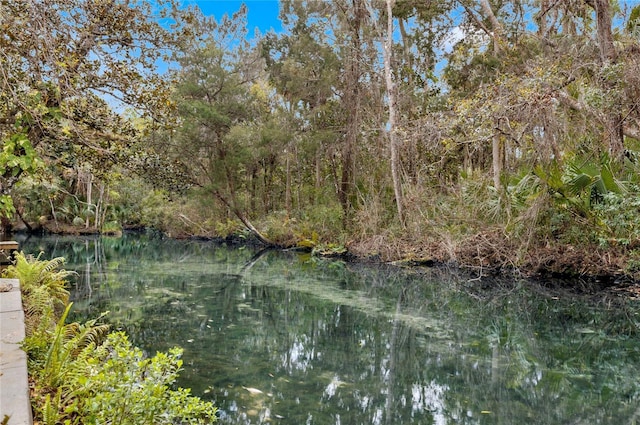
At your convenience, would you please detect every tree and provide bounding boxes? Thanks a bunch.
[383,0,405,226]
[0,0,191,222]
[166,7,278,245]
[586,0,624,158]
[336,0,369,224]
[261,2,341,212]
[263,0,387,229]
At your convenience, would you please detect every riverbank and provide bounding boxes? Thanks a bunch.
[16,218,640,299]
[348,229,636,283]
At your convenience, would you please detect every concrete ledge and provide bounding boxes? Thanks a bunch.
[0,278,33,425]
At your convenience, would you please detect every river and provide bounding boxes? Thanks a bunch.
[15,233,640,424]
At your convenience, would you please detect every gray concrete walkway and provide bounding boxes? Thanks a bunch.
[0,278,33,425]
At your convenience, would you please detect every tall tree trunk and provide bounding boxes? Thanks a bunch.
[85,171,92,229]
[592,0,616,63]
[383,0,405,226]
[492,134,502,189]
[285,147,292,215]
[476,0,506,187]
[535,0,548,37]
[315,149,322,205]
[479,0,504,54]
[339,0,365,226]
[588,0,624,158]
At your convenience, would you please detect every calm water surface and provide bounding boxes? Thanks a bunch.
[16,234,640,424]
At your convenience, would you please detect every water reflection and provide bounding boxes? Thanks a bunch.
[16,234,640,425]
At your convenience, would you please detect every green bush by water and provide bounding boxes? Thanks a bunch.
[2,252,217,424]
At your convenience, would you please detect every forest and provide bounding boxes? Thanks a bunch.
[3,0,640,284]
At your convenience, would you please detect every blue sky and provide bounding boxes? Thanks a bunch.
[187,0,282,36]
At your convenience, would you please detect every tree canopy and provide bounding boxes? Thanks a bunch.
[0,0,193,221]
[4,0,640,280]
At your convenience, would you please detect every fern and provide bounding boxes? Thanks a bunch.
[9,252,216,424]
[41,390,65,425]
[4,252,74,295]
[4,252,74,332]
[42,304,110,390]
[40,256,66,277]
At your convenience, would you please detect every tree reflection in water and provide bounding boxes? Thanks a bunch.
[17,233,640,425]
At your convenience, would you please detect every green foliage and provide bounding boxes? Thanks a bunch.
[3,252,72,333]
[101,220,123,235]
[259,211,300,247]
[137,190,212,237]
[534,155,622,219]
[0,132,41,177]
[0,0,197,228]
[8,251,217,424]
[40,304,110,391]
[214,218,244,238]
[139,190,177,229]
[593,186,640,246]
[299,204,344,242]
[69,332,216,425]
[564,156,621,205]
[626,5,640,33]
[0,131,42,218]
[482,172,542,226]
[0,194,16,219]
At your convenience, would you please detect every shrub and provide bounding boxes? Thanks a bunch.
[3,253,217,424]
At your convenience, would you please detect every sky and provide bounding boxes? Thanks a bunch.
[187,0,283,36]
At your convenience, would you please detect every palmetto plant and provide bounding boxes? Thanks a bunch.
[564,156,622,210]
[534,155,623,218]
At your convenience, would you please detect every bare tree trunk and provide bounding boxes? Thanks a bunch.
[95,183,104,230]
[589,0,624,158]
[464,143,471,174]
[339,0,365,226]
[492,134,502,189]
[315,149,322,205]
[383,0,405,226]
[85,171,92,229]
[480,0,504,54]
[295,144,302,212]
[535,0,548,37]
[477,0,506,187]
[592,0,617,63]
[250,167,257,213]
[285,147,292,215]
